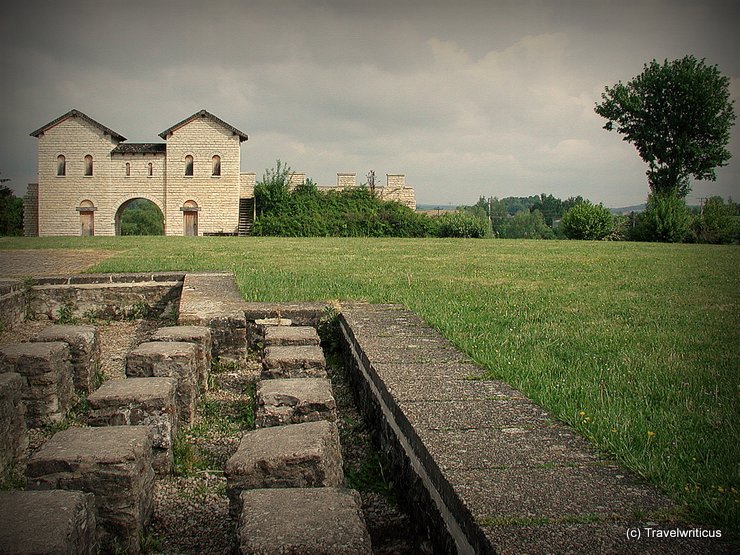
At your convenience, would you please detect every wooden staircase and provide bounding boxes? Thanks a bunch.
[238,197,255,236]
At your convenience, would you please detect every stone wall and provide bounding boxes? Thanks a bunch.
[23,183,38,237]
[0,274,184,329]
[163,116,242,236]
[240,172,256,198]
[110,152,167,234]
[35,115,122,236]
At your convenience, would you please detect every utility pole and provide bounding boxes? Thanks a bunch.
[698,197,708,217]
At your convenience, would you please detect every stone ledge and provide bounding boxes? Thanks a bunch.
[338,305,727,555]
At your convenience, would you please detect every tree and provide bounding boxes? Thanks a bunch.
[638,192,691,243]
[560,201,613,240]
[595,56,736,198]
[0,172,24,236]
[254,160,293,216]
[691,196,740,244]
[499,209,554,239]
[120,199,164,235]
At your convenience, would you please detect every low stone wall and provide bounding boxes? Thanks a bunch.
[338,304,727,554]
[0,273,185,330]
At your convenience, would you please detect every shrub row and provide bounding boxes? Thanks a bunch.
[252,180,487,238]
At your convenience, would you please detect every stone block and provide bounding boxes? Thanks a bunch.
[33,324,101,394]
[256,378,336,427]
[0,490,97,555]
[26,425,155,555]
[151,325,212,394]
[225,420,344,516]
[238,488,372,555]
[0,373,28,476]
[246,318,293,350]
[87,377,178,474]
[0,341,74,427]
[262,345,327,379]
[126,341,198,424]
[264,325,320,347]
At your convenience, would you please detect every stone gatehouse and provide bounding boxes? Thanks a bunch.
[24,109,416,237]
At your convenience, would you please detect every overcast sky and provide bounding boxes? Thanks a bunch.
[1,0,738,207]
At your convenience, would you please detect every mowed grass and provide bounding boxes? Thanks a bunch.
[2,236,738,533]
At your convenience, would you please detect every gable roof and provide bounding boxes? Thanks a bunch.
[111,143,167,154]
[30,109,127,141]
[158,109,248,142]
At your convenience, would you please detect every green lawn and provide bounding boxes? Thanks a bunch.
[2,236,738,533]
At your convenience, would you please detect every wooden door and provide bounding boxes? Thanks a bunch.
[80,211,94,236]
[184,211,198,236]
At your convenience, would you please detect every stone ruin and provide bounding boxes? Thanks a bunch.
[0,271,731,554]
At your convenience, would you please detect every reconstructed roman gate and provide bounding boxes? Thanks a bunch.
[23,109,416,237]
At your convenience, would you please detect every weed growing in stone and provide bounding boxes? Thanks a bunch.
[55,302,76,324]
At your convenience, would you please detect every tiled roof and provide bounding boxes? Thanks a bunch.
[30,109,126,141]
[158,109,248,142]
[111,143,167,154]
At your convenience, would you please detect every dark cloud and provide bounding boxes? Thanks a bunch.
[1,0,738,205]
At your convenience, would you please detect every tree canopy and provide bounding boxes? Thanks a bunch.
[595,56,736,198]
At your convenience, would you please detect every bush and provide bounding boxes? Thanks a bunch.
[252,169,435,238]
[560,201,614,240]
[690,196,740,244]
[435,212,488,238]
[499,210,554,239]
[637,192,691,243]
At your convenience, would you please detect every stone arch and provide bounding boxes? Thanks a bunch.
[113,194,165,236]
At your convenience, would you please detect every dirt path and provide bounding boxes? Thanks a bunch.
[0,249,117,277]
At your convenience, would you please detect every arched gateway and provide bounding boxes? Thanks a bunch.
[26,109,251,236]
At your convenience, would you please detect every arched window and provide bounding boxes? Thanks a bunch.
[211,155,221,176]
[84,155,93,176]
[184,155,193,176]
[148,162,153,177]
[57,155,66,176]
[125,162,131,177]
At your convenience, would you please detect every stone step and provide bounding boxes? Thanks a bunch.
[32,324,101,394]
[0,490,97,555]
[126,341,198,425]
[87,377,179,474]
[0,341,74,427]
[262,345,327,379]
[255,377,336,427]
[0,372,28,477]
[263,325,320,347]
[225,420,344,517]
[26,425,155,555]
[150,325,212,394]
[238,488,372,555]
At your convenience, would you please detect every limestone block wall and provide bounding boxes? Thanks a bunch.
[337,173,356,188]
[288,173,307,188]
[163,117,241,235]
[378,174,416,210]
[23,184,38,237]
[36,116,122,236]
[110,153,166,233]
[240,172,256,199]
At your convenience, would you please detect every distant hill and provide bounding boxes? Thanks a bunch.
[608,204,646,214]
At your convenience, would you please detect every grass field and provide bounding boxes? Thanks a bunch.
[2,236,738,534]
